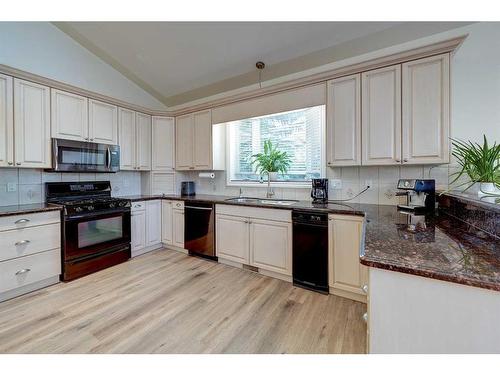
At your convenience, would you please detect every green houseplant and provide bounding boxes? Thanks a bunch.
[449,135,500,196]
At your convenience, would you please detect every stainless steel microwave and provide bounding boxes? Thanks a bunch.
[48,138,120,173]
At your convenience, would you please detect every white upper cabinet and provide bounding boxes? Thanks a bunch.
[361,65,402,165]
[152,116,175,171]
[193,110,212,170]
[402,54,450,164]
[118,107,136,170]
[136,113,152,171]
[0,74,13,167]
[51,89,89,141]
[175,114,194,170]
[13,79,51,168]
[88,99,118,145]
[327,74,361,167]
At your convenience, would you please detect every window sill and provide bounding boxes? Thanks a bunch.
[226,181,312,189]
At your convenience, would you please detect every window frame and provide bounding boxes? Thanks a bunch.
[223,105,327,189]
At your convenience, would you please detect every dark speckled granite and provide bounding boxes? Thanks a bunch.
[0,203,62,217]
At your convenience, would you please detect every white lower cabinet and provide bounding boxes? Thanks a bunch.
[215,205,292,277]
[131,200,162,257]
[162,200,184,249]
[328,214,368,303]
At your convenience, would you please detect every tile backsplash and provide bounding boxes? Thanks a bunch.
[0,169,142,206]
[176,164,452,206]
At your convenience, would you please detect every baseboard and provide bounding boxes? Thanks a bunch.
[131,243,163,258]
[0,275,60,303]
[218,257,244,268]
[330,286,367,303]
[259,268,292,283]
[163,244,189,254]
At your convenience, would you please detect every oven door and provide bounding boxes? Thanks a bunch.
[63,208,131,261]
[52,138,119,172]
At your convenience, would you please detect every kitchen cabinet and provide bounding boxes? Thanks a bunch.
[216,205,292,277]
[216,214,250,264]
[118,109,151,171]
[13,79,51,168]
[161,200,173,245]
[136,113,152,171]
[175,109,224,171]
[361,65,402,165]
[88,99,118,145]
[402,54,450,164]
[118,107,136,170]
[152,116,175,171]
[328,213,367,303]
[327,74,361,167]
[0,73,13,167]
[131,208,146,255]
[51,89,89,141]
[172,203,185,249]
[145,200,161,247]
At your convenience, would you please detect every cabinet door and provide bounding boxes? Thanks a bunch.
[152,116,175,171]
[131,210,146,254]
[250,218,292,275]
[51,89,88,141]
[193,110,212,170]
[89,99,118,145]
[13,79,51,168]
[362,65,402,165]
[136,113,152,171]
[327,74,361,167]
[402,54,450,164]
[172,208,185,248]
[216,214,249,264]
[161,200,173,245]
[118,107,136,170]
[175,114,194,170]
[145,200,161,247]
[328,214,367,300]
[0,74,13,167]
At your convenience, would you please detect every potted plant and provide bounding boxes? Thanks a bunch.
[450,135,500,196]
[251,140,291,196]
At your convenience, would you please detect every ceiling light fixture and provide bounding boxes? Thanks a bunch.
[256,61,265,89]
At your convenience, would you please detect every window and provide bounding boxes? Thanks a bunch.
[225,105,325,185]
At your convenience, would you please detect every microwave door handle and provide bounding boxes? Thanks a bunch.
[107,147,111,169]
[54,140,59,170]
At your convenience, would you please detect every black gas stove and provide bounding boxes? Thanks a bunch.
[46,181,131,281]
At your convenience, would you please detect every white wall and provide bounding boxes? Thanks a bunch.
[0,22,167,111]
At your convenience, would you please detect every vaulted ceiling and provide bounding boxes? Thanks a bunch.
[54,22,471,108]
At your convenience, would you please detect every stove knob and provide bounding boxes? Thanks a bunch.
[109,203,116,208]
[75,207,83,213]
[87,205,94,211]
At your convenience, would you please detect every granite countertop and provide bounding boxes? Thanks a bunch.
[360,205,500,291]
[0,203,62,217]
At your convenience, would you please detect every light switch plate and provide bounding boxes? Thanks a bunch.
[7,183,16,192]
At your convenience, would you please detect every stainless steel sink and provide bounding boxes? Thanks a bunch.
[225,197,298,206]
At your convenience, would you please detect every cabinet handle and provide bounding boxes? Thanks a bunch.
[189,167,195,170]
[16,162,21,166]
[8,161,13,165]
[14,218,30,224]
[403,159,408,163]
[395,159,401,163]
[362,284,368,294]
[15,239,31,246]
[15,268,31,276]
[362,312,368,323]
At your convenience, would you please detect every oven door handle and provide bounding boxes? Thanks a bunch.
[65,207,130,221]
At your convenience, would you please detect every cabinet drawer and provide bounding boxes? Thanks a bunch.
[131,201,146,211]
[0,249,61,294]
[0,223,61,262]
[172,200,184,210]
[0,211,60,232]
[216,204,291,222]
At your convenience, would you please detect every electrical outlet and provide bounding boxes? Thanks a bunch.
[7,183,16,192]
[330,179,342,190]
[365,180,373,188]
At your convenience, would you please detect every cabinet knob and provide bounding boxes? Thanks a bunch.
[362,284,368,294]
[362,312,368,323]
[8,161,13,165]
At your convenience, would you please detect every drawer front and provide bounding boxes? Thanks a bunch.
[131,201,146,211]
[0,223,61,262]
[0,211,60,232]
[171,200,184,210]
[0,249,61,294]
[216,204,291,222]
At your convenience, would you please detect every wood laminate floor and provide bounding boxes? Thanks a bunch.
[0,249,367,354]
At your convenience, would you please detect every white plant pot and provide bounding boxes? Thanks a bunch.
[478,182,500,196]
[268,172,278,181]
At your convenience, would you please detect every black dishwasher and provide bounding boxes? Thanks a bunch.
[292,210,329,293]
[184,202,216,260]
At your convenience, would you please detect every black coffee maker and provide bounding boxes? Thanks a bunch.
[311,178,328,203]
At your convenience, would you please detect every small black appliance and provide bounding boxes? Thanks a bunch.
[395,179,436,213]
[181,181,196,196]
[311,178,328,203]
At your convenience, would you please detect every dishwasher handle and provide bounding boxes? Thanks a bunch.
[185,205,213,211]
